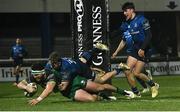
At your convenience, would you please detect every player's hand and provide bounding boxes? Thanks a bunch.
[28,99,39,106]
[138,49,145,57]
[111,53,117,59]
[26,86,36,93]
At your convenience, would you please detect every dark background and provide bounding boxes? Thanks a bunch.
[0,12,178,59]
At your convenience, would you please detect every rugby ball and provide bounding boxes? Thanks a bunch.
[24,83,38,97]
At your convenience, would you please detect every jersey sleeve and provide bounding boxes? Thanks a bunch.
[140,16,152,50]
[46,73,56,83]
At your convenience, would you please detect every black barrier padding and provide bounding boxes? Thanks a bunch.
[71,0,111,95]
[71,0,110,72]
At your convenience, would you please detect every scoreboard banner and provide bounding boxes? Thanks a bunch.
[148,61,180,75]
[71,0,110,71]
[0,58,47,82]
[0,67,31,82]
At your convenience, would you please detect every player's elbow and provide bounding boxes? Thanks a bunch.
[46,84,55,93]
[45,88,53,94]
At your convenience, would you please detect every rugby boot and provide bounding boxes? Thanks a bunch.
[98,92,116,101]
[151,83,159,98]
[118,63,130,71]
[124,90,135,99]
[141,88,150,93]
[94,42,109,51]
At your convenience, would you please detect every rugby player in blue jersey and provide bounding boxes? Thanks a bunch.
[18,43,134,105]
[111,2,159,98]
[10,38,27,86]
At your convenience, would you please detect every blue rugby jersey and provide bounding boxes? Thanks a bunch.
[45,58,93,82]
[11,44,27,59]
[58,58,93,81]
[120,15,151,50]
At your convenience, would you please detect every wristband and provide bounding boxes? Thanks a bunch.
[36,97,43,102]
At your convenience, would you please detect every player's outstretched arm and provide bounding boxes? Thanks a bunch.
[17,80,28,90]
[29,81,56,106]
[17,80,35,93]
[111,40,126,59]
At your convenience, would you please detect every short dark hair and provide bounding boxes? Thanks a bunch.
[31,63,44,71]
[49,51,60,64]
[122,2,135,11]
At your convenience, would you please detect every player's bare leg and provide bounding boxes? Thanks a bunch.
[93,63,130,84]
[12,65,21,86]
[74,89,97,102]
[94,70,117,84]
[125,56,141,97]
[74,89,118,102]
[85,80,134,98]
[133,61,159,98]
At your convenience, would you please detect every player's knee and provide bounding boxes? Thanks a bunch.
[124,70,131,76]
[99,78,106,84]
[76,96,96,102]
[96,85,105,91]
[133,71,140,77]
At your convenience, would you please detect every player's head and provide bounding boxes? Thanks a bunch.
[31,63,45,81]
[16,38,22,45]
[122,2,135,20]
[49,51,61,70]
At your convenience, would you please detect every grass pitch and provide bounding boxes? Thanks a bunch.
[1,75,180,111]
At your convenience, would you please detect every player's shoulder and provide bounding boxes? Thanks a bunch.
[44,61,54,75]
[136,15,149,26]
[135,15,144,20]
[61,57,70,61]
[136,14,148,21]
[61,58,74,66]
